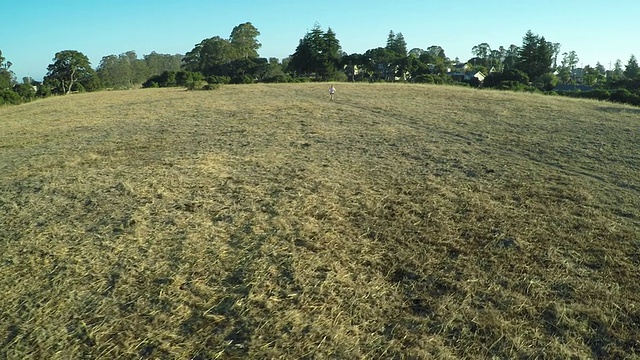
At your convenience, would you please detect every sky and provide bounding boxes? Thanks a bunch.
[2,0,639,81]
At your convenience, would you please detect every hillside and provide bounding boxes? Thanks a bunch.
[1,84,639,359]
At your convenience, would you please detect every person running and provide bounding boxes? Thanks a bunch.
[329,84,336,101]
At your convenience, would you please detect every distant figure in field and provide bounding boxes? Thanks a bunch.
[329,84,336,101]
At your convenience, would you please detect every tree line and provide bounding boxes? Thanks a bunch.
[1,23,639,106]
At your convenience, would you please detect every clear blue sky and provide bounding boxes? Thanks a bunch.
[2,0,639,81]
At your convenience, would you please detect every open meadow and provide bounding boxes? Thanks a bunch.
[1,83,639,359]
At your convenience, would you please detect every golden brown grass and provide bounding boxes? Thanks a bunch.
[1,83,639,359]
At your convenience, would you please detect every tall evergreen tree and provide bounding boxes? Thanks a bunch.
[516,30,553,81]
[386,31,407,57]
[624,54,639,79]
[321,27,342,77]
[288,24,342,80]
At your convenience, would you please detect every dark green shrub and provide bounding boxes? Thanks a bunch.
[263,74,292,83]
[36,85,52,98]
[207,75,231,84]
[0,89,23,105]
[13,83,36,101]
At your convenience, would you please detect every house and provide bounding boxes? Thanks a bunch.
[571,68,585,83]
[448,70,486,83]
[453,62,471,72]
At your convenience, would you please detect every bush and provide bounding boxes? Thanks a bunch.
[143,71,177,88]
[74,83,86,93]
[13,83,36,101]
[413,74,435,84]
[328,71,348,82]
[535,73,559,91]
[611,89,640,106]
[36,85,52,98]
[586,89,611,101]
[262,74,292,83]
[231,75,254,84]
[0,89,23,105]
[203,83,221,90]
[207,75,231,85]
[484,69,529,89]
[292,77,312,83]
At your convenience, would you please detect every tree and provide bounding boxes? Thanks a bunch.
[418,45,449,74]
[229,22,261,59]
[288,24,342,80]
[363,47,397,81]
[426,45,446,60]
[144,52,182,76]
[516,30,553,81]
[624,54,639,79]
[550,42,562,70]
[386,31,407,57]
[535,72,559,91]
[0,50,16,90]
[609,59,624,82]
[45,50,94,94]
[471,43,491,67]
[582,65,602,86]
[558,50,579,84]
[183,36,235,76]
[502,44,520,70]
[408,48,425,57]
[97,53,133,88]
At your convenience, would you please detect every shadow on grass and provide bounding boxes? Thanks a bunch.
[596,106,640,114]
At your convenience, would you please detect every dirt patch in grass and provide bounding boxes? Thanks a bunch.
[1,84,639,358]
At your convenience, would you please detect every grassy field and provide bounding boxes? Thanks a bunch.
[1,83,639,359]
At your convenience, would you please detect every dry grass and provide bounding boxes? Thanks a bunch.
[1,83,639,359]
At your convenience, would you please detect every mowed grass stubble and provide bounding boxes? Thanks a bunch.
[1,83,639,359]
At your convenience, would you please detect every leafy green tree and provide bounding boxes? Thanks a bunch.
[229,22,261,59]
[262,57,291,83]
[624,54,639,79]
[550,42,562,70]
[408,48,425,57]
[13,83,36,101]
[45,50,95,94]
[534,72,559,91]
[484,69,529,88]
[471,43,491,67]
[97,54,129,88]
[0,50,16,90]
[144,52,182,76]
[502,44,520,70]
[181,22,263,81]
[472,43,491,61]
[416,45,449,74]
[556,51,579,84]
[403,55,431,81]
[608,59,624,82]
[516,30,553,81]
[363,47,397,81]
[582,65,603,86]
[183,36,235,76]
[0,89,22,105]
[426,45,446,60]
[595,62,606,77]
